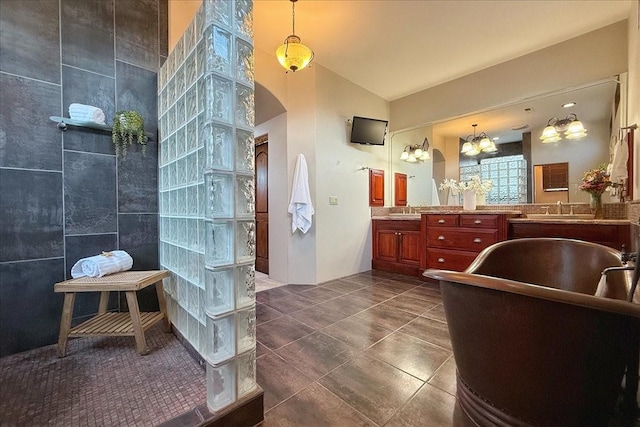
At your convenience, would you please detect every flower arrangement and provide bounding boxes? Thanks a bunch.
[112,111,148,157]
[440,176,493,195]
[578,166,614,196]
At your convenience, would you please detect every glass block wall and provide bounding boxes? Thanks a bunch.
[157,0,257,413]
[460,155,527,204]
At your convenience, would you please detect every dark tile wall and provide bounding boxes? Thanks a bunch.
[0,0,168,357]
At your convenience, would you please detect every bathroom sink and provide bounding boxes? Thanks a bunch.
[526,214,595,220]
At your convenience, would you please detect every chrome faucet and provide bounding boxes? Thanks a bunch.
[557,201,563,215]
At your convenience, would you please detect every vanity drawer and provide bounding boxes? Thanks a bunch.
[426,248,478,271]
[427,227,499,251]
[426,215,459,227]
[460,215,499,229]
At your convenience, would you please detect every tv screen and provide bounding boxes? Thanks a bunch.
[350,116,388,145]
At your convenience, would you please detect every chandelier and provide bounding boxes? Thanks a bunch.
[460,124,497,156]
[400,138,430,163]
[276,0,314,73]
[539,113,587,143]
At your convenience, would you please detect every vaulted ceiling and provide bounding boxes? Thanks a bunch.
[253,0,631,101]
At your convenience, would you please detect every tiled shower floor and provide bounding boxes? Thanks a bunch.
[0,325,206,427]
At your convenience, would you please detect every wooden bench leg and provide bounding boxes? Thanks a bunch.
[98,291,109,314]
[57,293,75,358]
[155,280,170,332]
[125,291,150,355]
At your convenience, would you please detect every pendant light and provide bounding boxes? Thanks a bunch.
[276,0,314,72]
[461,124,497,156]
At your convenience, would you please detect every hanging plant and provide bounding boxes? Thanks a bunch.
[112,111,148,157]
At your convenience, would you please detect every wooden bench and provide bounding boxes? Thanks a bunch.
[54,270,170,357]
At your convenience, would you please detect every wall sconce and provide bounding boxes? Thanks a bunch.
[539,113,587,143]
[460,124,497,156]
[400,138,430,163]
[276,0,314,72]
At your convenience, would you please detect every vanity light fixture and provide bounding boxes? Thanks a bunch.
[400,138,431,163]
[460,124,498,156]
[276,0,314,73]
[539,113,587,144]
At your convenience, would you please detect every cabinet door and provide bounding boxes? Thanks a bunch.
[394,173,407,206]
[369,169,385,207]
[398,230,421,265]
[375,230,399,262]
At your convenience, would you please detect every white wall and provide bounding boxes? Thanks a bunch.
[315,65,389,283]
[390,21,628,132]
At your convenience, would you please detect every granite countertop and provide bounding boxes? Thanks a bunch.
[509,218,630,225]
[372,210,523,220]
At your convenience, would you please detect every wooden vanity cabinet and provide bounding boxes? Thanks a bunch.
[422,213,514,272]
[372,220,421,276]
[508,221,630,251]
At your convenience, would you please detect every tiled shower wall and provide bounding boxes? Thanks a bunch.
[0,0,167,357]
[157,0,257,412]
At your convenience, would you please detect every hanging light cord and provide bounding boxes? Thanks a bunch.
[292,0,296,35]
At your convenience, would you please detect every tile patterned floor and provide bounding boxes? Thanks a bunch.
[0,325,206,427]
[2,270,636,426]
[254,270,469,426]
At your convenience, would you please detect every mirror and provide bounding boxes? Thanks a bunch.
[389,77,623,206]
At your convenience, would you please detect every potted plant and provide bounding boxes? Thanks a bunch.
[112,111,148,157]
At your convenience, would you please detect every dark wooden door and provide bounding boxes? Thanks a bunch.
[394,173,407,206]
[255,136,268,274]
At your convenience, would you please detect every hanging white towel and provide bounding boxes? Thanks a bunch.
[431,179,441,206]
[610,134,629,182]
[288,154,314,234]
[70,250,133,278]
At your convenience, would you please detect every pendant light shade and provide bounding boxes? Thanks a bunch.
[276,35,314,72]
[276,0,314,72]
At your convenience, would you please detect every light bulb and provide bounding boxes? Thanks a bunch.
[413,148,423,158]
[461,142,474,153]
[400,151,409,160]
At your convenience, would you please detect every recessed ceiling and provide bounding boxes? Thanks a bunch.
[254,0,631,101]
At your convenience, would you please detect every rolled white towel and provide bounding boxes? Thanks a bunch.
[71,250,133,278]
[69,103,106,125]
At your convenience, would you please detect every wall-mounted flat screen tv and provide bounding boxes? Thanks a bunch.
[350,116,388,146]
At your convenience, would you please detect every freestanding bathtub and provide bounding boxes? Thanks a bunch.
[425,238,640,427]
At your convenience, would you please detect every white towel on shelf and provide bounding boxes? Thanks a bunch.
[70,250,133,278]
[287,154,314,234]
[69,103,106,125]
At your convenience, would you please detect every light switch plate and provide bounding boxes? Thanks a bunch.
[329,196,338,205]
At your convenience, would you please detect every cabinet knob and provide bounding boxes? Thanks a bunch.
[438,235,445,240]
[437,257,445,263]
[438,219,445,224]
[474,220,482,224]
[473,238,482,243]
